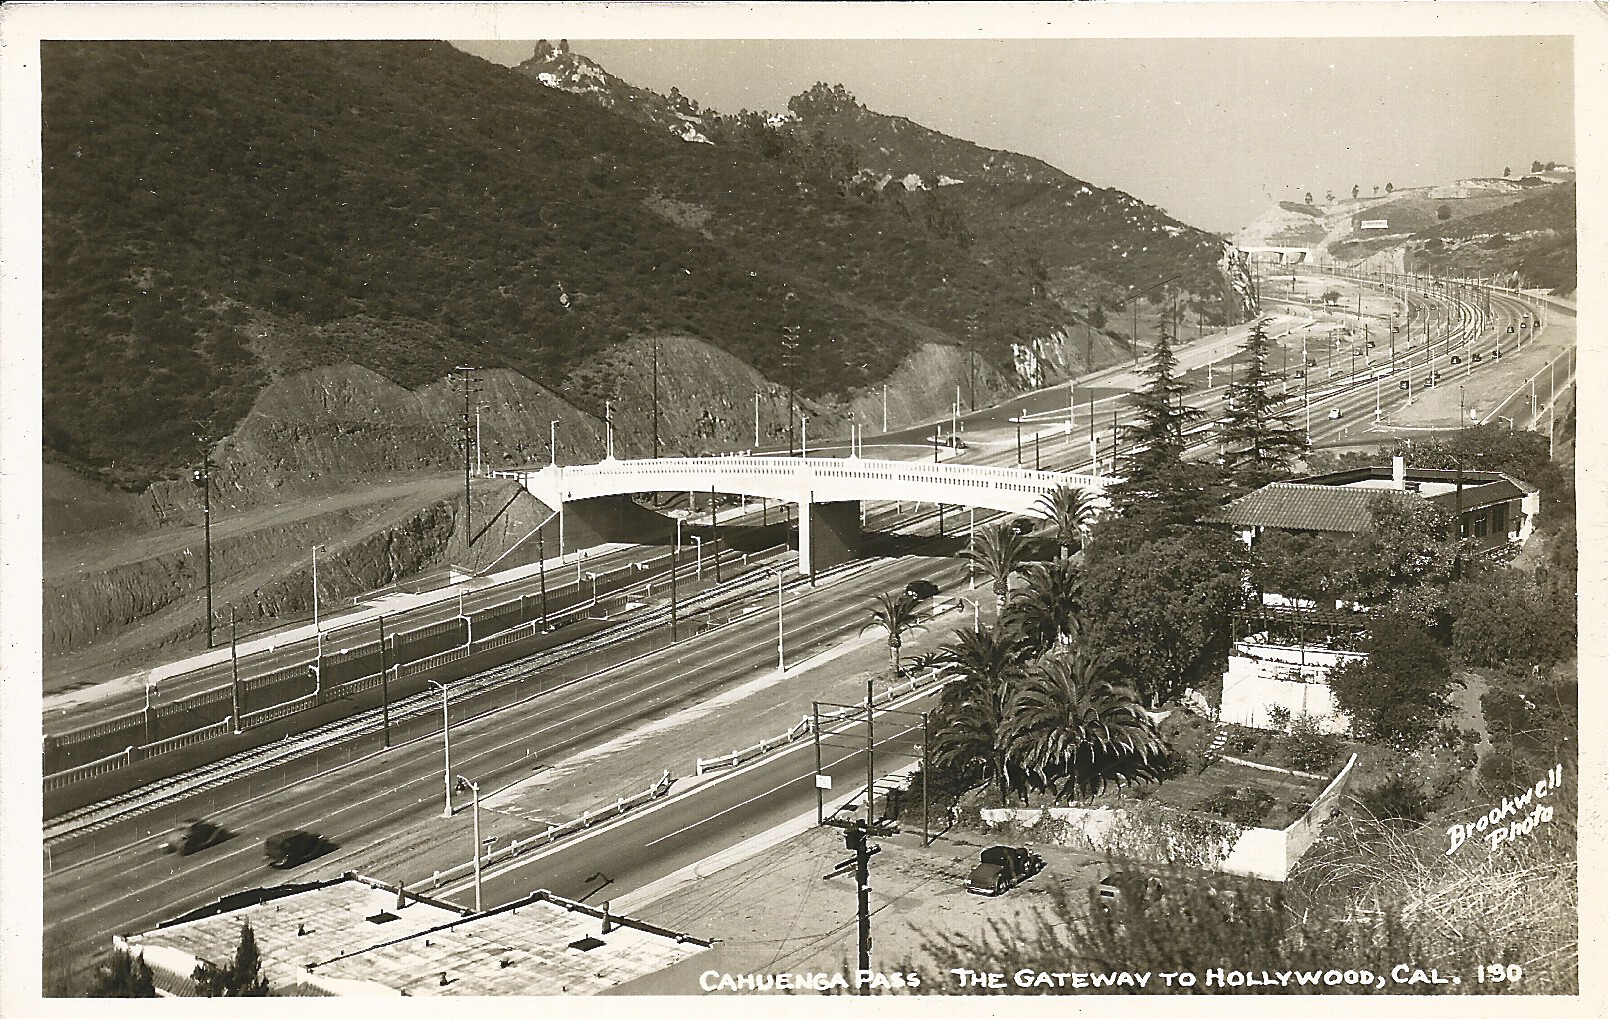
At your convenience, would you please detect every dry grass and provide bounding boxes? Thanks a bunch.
[1296,815,1578,992]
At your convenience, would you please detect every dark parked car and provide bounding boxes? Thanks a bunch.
[1096,870,1275,921]
[966,845,1045,896]
[162,818,228,856]
[1095,871,1170,914]
[264,829,330,869]
[1008,518,1035,536]
[904,579,941,601]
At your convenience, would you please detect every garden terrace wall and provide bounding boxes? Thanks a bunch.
[980,753,1358,882]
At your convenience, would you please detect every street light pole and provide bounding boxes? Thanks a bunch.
[230,608,241,733]
[711,485,722,583]
[194,443,214,648]
[428,680,453,818]
[550,419,559,467]
[455,776,483,912]
[144,679,158,746]
[311,544,324,648]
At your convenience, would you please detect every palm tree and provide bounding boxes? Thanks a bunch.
[931,626,1026,804]
[1004,639,1164,801]
[1004,559,1083,655]
[933,625,1026,709]
[862,591,925,676]
[967,521,1028,617]
[1035,484,1100,560]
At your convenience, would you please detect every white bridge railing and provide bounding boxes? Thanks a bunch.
[500,457,1114,516]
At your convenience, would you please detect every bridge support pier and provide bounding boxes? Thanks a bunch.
[798,499,862,578]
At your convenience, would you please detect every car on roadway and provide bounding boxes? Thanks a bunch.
[904,579,941,601]
[966,845,1045,896]
[1328,408,1343,420]
[265,829,332,869]
[1471,353,1483,363]
[162,818,229,856]
[1451,355,1462,365]
[1008,518,1036,537]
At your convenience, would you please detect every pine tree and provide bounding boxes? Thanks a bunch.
[1219,317,1308,490]
[1107,320,1215,528]
[192,921,271,996]
[88,948,157,997]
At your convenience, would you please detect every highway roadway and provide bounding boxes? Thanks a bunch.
[42,267,1563,971]
[42,524,969,960]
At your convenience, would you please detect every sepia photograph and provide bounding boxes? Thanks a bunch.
[1,1,1603,1008]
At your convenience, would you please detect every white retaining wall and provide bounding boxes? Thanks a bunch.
[979,754,1359,882]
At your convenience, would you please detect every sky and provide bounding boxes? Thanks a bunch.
[454,35,1575,235]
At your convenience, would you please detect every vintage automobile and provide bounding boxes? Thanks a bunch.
[966,845,1045,896]
[162,818,229,856]
[264,829,331,869]
[904,578,941,601]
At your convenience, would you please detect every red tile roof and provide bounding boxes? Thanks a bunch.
[1208,483,1420,533]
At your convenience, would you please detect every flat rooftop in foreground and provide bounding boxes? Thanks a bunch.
[119,873,710,996]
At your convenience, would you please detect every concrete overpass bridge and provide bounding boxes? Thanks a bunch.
[496,456,1116,575]
[1239,245,1317,265]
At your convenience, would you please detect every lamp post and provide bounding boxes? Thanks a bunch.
[550,420,560,467]
[143,678,159,746]
[230,608,242,733]
[455,776,483,912]
[312,544,326,656]
[193,442,214,648]
[759,566,787,675]
[428,680,453,818]
[711,485,722,583]
[537,531,549,627]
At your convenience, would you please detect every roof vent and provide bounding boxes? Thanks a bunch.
[568,936,606,952]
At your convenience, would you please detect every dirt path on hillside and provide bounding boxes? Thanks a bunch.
[43,473,467,687]
[44,473,464,580]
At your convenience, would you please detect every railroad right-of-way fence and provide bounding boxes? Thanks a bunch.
[44,541,758,785]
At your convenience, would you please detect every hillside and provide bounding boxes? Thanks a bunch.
[1238,170,1575,294]
[1409,183,1577,293]
[514,51,1253,328]
[42,40,1082,487]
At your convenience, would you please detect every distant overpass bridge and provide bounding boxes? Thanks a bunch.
[1238,245,1317,265]
[497,456,1117,575]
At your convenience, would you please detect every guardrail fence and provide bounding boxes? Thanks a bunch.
[44,542,776,788]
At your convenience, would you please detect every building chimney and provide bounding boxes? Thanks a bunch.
[1392,455,1406,490]
[601,900,614,935]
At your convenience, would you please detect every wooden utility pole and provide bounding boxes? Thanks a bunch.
[379,614,391,748]
[455,366,479,548]
[710,486,721,582]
